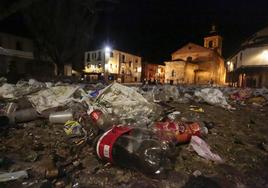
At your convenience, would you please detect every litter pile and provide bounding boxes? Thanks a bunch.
[0,79,267,187]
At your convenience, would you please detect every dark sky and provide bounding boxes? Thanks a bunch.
[1,0,268,63]
[94,0,268,63]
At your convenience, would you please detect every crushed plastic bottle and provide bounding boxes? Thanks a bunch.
[153,121,208,144]
[89,109,119,131]
[95,125,174,177]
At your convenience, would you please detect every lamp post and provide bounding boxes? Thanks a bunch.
[104,46,111,82]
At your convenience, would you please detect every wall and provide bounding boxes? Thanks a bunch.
[184,63,198,84]
[84,49,142,82]
[230,46,268,69]
[165,61,186,84]
[0,33,33,52]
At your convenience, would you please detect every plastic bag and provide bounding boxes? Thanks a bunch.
[190,136,223,163]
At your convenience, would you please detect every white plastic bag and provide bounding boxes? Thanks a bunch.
[190,136,224,163]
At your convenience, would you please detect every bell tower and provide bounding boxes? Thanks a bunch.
[204,25,223,55]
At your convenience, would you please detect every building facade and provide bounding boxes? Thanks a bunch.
[164,27,226,85]
[142,63,165,83]
[0,32,75,80]
[227,26,268,88]
[0,32,34,76]
[84,48,142,83]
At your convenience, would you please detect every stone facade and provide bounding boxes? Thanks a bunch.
[165,33,226,85]
[227,26,268,87]
[142,63,165,83]
[84,49,142,83]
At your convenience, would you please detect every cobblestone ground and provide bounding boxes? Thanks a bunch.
[1,101,268,188]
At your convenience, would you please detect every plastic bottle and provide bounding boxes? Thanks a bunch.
[95,125,174,177]
[9,108,39,123]
[49,111,73,124]
[89,109,119,131]
[153,121,208,144]
[0,170,28,182]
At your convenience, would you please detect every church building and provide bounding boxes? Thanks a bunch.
[164,26,226,85]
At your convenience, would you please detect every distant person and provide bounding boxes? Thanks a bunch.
[209,79,214,87]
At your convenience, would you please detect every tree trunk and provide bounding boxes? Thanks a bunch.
[57,63,64,76]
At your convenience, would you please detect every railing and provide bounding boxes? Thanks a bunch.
[0,47,34,59]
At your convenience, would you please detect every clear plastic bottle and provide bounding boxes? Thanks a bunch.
[89,109,119,131]
[95,125,174,177]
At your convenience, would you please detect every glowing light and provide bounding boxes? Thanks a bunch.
[105,46,111,53]
[137,67,142,73]
[261,50,268,61]
[227,61,230,65]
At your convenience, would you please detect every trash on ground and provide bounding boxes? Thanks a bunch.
[64,120,83,136]
[0,170,28,182]
[167,111,181,120]
[230,88,252,101]
[95,125,174,177]
[9,108,39,123]
[194,88,232,109]
[49,111,74,124]
[247,96,266,106]
[189,105,205,113]
[95,83,161,126]
[89,109,119,131]
[190,136,224,163]
[28,85,80,113]
[153,121,208,144]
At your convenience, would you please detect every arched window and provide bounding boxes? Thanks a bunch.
[187,56,192,62]
[171,70,175,77]
[208,40,213,48]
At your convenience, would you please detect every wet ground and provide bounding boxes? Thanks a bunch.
[0,101,268,188]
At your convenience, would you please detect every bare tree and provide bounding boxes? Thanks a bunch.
[24,0,99,75]
[0,0,42,20]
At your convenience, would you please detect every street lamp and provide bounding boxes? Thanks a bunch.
[105,46,111,53]
[261,50,268,61]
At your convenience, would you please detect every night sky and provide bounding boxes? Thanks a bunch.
[1,0,268,63]
[94,0,268,63]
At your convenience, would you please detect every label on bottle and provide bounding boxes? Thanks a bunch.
[96,125,133,163]
[90,110,103,123]
[103,145,110,158]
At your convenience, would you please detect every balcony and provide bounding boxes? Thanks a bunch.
[0,47,34,59]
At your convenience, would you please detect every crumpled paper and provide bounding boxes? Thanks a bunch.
[28,85,80,113]
[95,83,161,126]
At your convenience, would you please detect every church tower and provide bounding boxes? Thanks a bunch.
[204,25,223,55]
